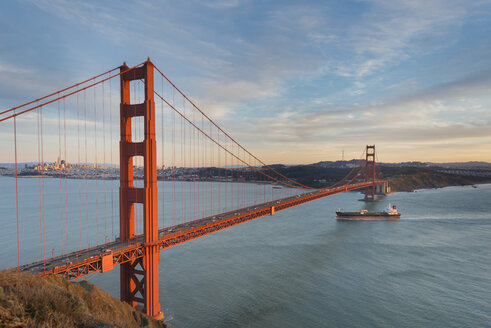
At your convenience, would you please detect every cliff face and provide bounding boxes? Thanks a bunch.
[0,271,168,328]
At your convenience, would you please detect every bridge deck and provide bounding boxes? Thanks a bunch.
[16,181,384,280]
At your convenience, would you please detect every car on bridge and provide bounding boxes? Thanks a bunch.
[101,249,112,256]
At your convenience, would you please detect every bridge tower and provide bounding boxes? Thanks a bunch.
[364,145,376,201]
[119,60,162,319]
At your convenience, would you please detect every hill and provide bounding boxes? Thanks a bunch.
[379,166,487,191]
[0,271,168,328]
[269,164,491,191]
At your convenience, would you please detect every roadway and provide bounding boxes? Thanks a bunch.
[15,181,384,279]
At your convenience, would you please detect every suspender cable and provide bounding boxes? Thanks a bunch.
[1,62,146,123]
[63,97,68,257]
[231,144,233,208]
[218,131,221,212]
[193,105,196,221]
[77,91,82,251]
[41,105,46,270]
[153,65,316,191]
[181,99,184,224]
[109,78,114,240]
[133,81,138,234]
[172,89,176,226]
[102,81,107,244]
[94,79,99,245]
[0,66,120,117]
[202,114,205,219]
[164,73,165,228]
[37,106,42,261]
[58,96,63,255]
[209,122,213,216]
[84,90,89,250]
[183,98,186,223]
[14,112,20,269]
[225,139,227,212]
[154,90,313,190]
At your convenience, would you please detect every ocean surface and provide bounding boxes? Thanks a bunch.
[1,177,490,327]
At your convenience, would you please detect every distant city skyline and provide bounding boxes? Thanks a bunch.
[2,158,491,167]
[1,1,491,163]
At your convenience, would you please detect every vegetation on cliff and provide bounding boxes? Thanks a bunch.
[380,167,487,192]
[269,164,490,191]
[0,271,168,328]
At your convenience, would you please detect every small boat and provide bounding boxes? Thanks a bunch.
[336,204,401,220]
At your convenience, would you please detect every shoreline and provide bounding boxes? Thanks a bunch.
[1,174,490,193]
[386,182,491,194]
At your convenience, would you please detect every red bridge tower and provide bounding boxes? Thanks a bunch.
[364,145,376,201]
[119,60,162,319]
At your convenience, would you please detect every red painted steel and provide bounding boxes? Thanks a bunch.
[0,62,146,123]
[153,65,316,190]
[32,180,383,281]
[1,59,390,323]
[119,60,162,319]
[365,145,376,200]
[101,254,113,273]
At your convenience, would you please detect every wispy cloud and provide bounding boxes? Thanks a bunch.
[228,66,491,162]
[331,0,473,78]
[2,1,491,162]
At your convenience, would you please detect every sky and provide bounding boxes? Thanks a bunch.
[1,0,491,164]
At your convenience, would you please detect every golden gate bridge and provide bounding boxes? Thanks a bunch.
[0,59,386,320]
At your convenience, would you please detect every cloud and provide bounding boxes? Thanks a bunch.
[0,62,55,109]
[411,69,491,100]
[329,0,482,78]
[3,1,491,163]
[226,67,491,162]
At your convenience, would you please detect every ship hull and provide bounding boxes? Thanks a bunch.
[336,211,400,220]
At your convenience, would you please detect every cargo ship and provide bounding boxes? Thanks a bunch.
[336,204,401,220]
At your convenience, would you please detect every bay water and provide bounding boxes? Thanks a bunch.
[1,177,490,327]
